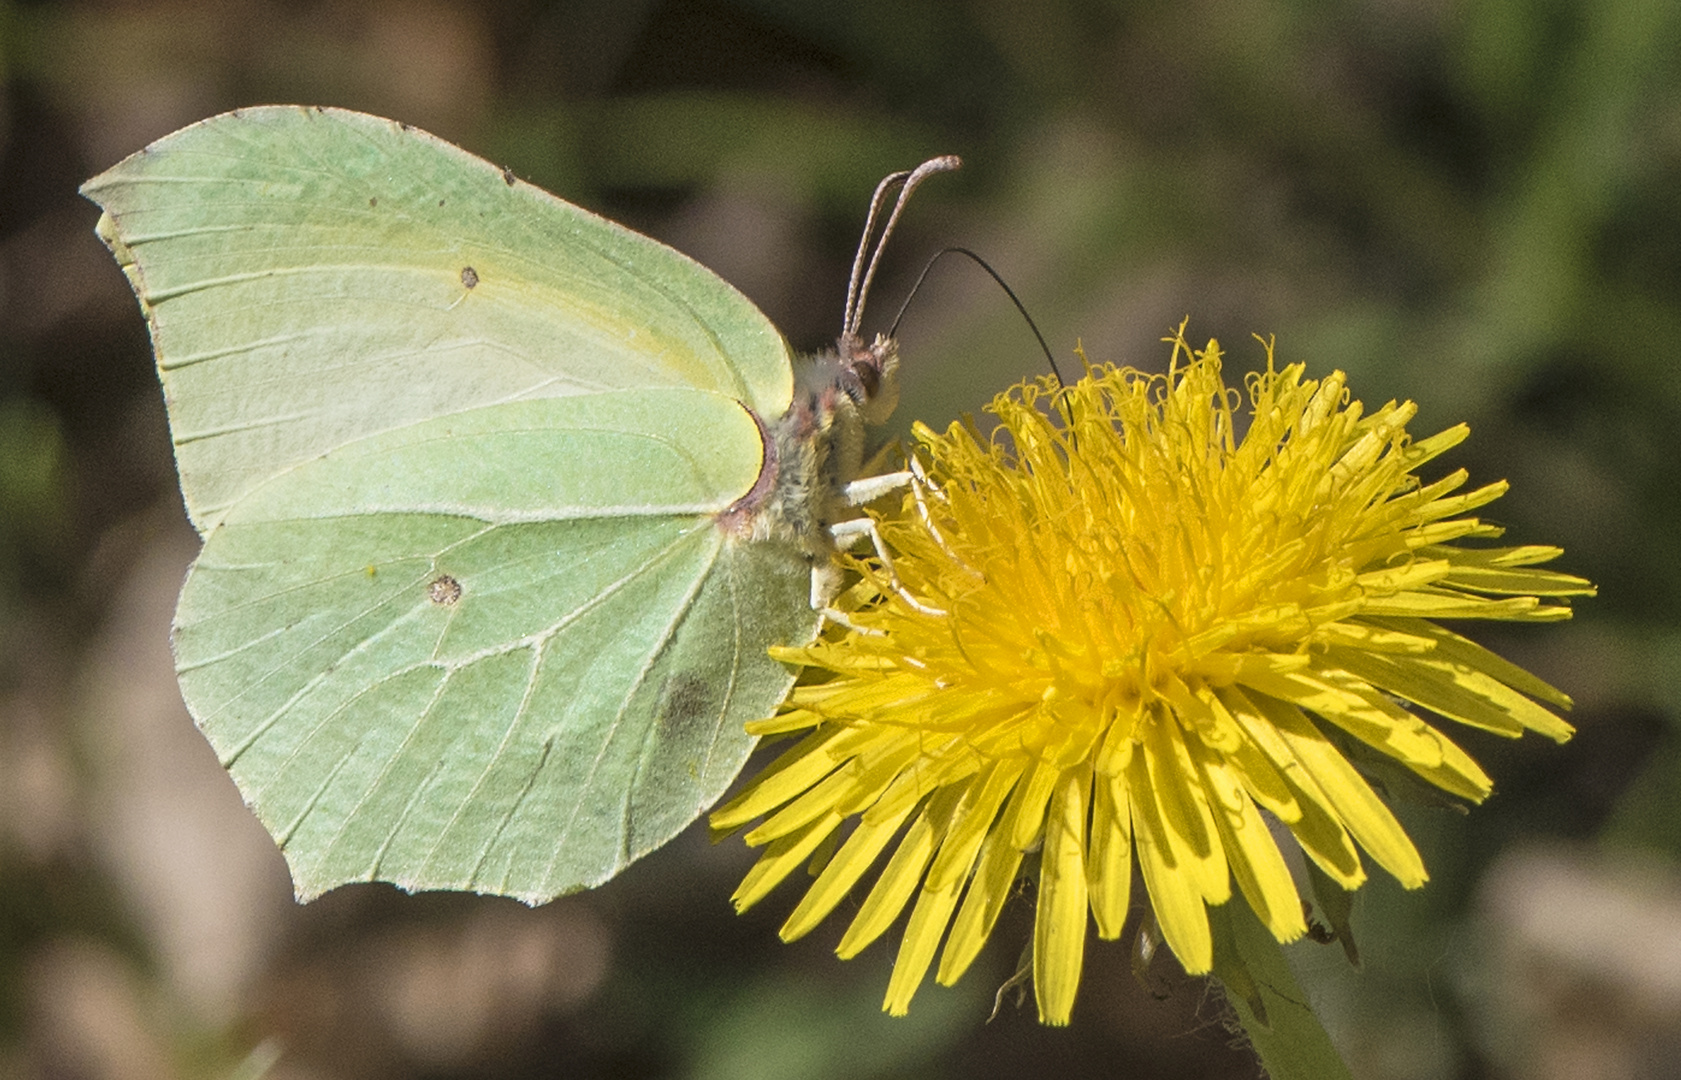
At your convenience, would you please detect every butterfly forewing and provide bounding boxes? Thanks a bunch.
[82,105,794,533]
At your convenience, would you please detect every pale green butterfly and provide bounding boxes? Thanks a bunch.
[82,105,957,903]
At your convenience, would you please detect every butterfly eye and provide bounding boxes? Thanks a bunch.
[852,361,880,400]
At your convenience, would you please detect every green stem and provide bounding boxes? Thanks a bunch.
[1209,901,1353,1080]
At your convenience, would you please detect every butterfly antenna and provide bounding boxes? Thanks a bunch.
[889,246,1064,386]
[843,169,912,339]
[844,155,962,340]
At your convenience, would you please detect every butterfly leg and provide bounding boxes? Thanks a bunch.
[850,458,976,576]
[904,456,977,574]
[828,517,947,618]
[810,557,884,635]
[839,470,912,507]
[814,462,952,629]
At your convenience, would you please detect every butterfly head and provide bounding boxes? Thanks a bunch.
[829,154,959,430]
[835,331,900,428]
[720,157,956,549]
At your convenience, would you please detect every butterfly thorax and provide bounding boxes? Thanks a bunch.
[719,333,899,557]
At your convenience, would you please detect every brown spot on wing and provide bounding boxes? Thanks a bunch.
[657,673,717,736]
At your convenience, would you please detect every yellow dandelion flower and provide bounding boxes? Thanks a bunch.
[711,326,1594,1025]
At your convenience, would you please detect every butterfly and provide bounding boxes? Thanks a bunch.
[82,105,956,902]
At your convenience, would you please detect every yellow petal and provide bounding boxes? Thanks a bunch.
[1087,771,1133,940]
[1243,666,1446,769]
[833,733,927,816]
[838,787,960,959]
[1128,752,1212,974]
[1327,646,1524,738]
[1008,756,1065,851]
[711,728,844,831]
[780,802,917,941]
[1413,480,1509,523]
[732,813,844,912]
[1191,739,1304,942]
[746,706,825,736]
[937,782,1035,985]
[1441,565,1596,597]
[1035,767,1091,1025]
[1359,591,1552,620]
[1188,683,1300,822]
[1366,616,1575,713]
[1401,423,1470,468]
[1221,687,1366,888]
[1094,699,1141,776]
[1141,707,1229,903]
[926,758,1025,891]
[1355,560,1453,594]
[746,763,861,845]
[884,869,965,1016]
[1250,694,1427,888]
[1425,542,1564,568]
[1405,728,1494,804]
[1314,620,1437,653]
[864,739,982,825]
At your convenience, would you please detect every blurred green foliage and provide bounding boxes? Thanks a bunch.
[1,1,1678,1078]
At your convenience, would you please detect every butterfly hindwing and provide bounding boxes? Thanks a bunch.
[173,389,816,900]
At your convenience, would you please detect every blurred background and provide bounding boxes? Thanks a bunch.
[1,0,1679,1077]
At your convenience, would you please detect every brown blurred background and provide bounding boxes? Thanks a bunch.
[2,1,1679,1078]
